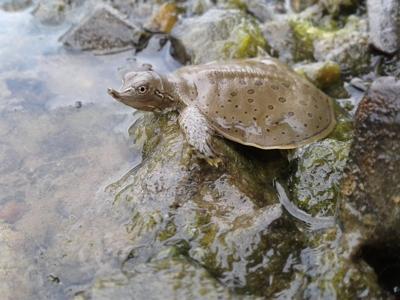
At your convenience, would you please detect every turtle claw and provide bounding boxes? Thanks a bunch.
[206,156,223,168]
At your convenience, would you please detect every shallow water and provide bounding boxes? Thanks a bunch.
[0,7,178,299]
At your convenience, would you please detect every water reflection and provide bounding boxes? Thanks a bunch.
[0,7,178,299]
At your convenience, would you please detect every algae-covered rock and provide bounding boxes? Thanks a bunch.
[103,112,309,298]
[147,2,180,33]
[93,105,389,298]
[170,8,267,64]
[290,16,370,75]
[313,17,370,76]
[289,138,351,217]
[288,100,353,218]
[294,61,341,89]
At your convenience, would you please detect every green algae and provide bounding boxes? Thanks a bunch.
[222,19,267,59]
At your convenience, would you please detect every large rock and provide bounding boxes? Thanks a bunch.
[60,6,148,54]
[340,77,400,240]
[75,110,386,299]
[170,8,267,64]
[367,0,400,54]
[339,77,400,297]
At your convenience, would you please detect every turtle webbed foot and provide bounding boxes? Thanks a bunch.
[179,106,222,167]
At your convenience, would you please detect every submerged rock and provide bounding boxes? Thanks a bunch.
[367,0,400,54]
[79,250,243,300]
[60,6,148,54]
[170,8,267,64]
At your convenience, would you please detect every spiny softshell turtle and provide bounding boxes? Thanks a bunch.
[108,58,336,161]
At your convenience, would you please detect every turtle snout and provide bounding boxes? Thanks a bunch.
[107,88,121,100]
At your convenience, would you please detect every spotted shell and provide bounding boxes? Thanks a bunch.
[174,58,336,149]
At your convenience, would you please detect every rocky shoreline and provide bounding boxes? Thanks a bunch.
[1,0,400,298]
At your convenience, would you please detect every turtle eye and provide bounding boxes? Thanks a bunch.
[137,85,148,94]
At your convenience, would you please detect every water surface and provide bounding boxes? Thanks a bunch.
[0,7,177,299]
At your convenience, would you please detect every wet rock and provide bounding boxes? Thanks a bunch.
[289,138,351,217]
[101,112,310,298]
[0,0,31,11]
[340,77,400,241]
[146,2,179,33]
[367,0,400,54]
[170,8,267,64]
[88,108,387,298]
[60,6,148,55]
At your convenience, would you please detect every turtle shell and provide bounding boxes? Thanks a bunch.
[174,58,336,149]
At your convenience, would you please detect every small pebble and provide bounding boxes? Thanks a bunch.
[74,101,82,108]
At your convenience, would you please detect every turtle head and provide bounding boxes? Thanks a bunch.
[108,66,170,112]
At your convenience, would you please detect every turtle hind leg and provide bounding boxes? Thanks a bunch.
[179,105,222,167]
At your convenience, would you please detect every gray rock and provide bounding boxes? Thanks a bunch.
[367,0,400,54]
[32,0,83,25]
[60,6,148,55]
[243,0,275,22]
[313,17,370,76]
[32,0,68,25]
[0,0,32,11]
[340,77,400,241]
[170,8,266,64]
[262,20,295,63]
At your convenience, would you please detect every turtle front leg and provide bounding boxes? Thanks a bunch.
[179,105,222,167]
